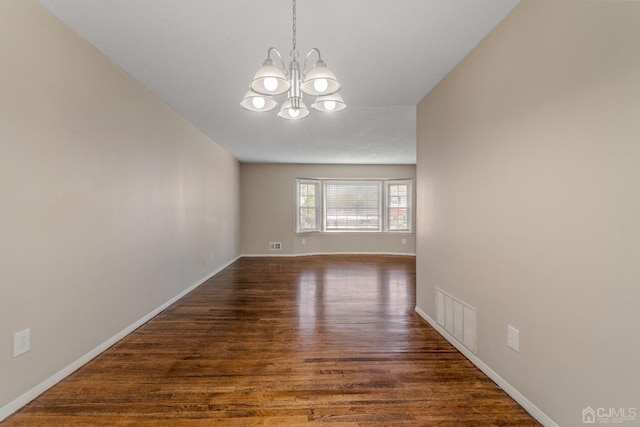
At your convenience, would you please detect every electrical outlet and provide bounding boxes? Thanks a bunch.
[13,329,30,358]
[507,325,519,352]
[402,238,407,245]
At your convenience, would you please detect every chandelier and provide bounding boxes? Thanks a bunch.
[241,0,345,120]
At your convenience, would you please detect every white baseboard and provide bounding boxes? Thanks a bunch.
[414,306,558,427]
[0,255,241,422]
[241,251,417,257]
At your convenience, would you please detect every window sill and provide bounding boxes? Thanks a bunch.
[296,231,413,236]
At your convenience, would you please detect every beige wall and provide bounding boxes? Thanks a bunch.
[416,1,640,426]
[241,163,416,255]
[0,0,240,415]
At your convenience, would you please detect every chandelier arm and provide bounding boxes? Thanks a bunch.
[302,48,322,76]
[267,47,287,72]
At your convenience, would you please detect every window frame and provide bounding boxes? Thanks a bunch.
[385,180,412,232]
[296,179,322,233]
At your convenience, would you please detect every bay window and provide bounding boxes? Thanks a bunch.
[296,178,412,233]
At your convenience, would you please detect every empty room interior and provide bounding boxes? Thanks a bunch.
[1,1,639,426]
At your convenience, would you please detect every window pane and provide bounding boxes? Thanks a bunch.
[300,207,316,230]
[387,182,410,231]
[389,207,408,230]
[298,181,320,232]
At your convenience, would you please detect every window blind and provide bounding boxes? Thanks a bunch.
[324,181,381,231]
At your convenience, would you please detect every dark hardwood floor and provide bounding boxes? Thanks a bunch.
[5,255,540,426]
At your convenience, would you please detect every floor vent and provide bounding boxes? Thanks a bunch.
[436,288,476,354]
[269,242,282,251]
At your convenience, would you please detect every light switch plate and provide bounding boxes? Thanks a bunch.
[507,325,519,352]
[14,329,30,357]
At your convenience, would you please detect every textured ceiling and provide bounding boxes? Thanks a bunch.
[38,0,520,164]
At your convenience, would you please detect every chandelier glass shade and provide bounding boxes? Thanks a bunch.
[300,60,340,96]
[249,58,290,96]
[312,93,346,113]
[278,98,310,120]
[240,90,277,112]
[241,0,344,120]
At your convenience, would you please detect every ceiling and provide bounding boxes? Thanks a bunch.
[37,0,520,164]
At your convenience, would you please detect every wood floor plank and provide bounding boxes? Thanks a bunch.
[5,255,540,426]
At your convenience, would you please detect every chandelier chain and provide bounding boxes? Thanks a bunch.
[292,0,297,55]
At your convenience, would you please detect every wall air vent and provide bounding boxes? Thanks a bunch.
[436,287,476,354]
[269,242,282,251]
